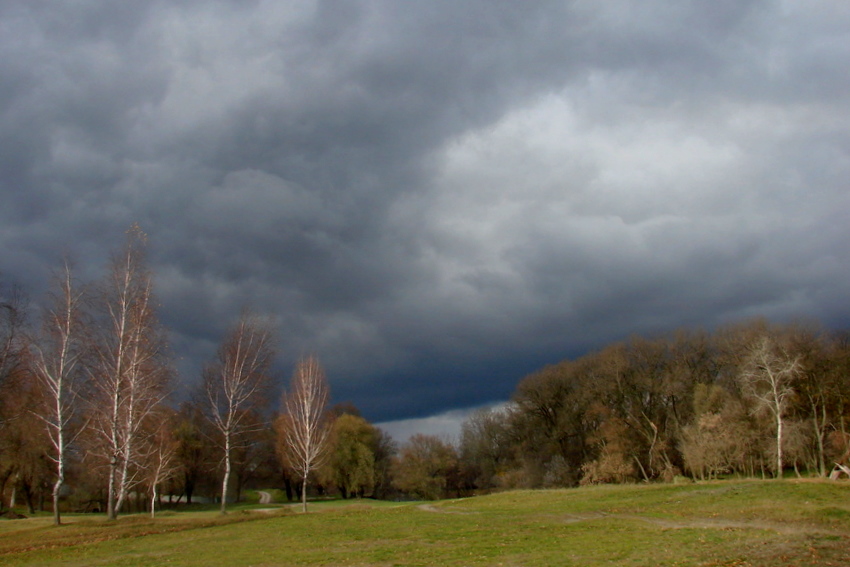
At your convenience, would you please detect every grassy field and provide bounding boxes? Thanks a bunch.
[1,479,849,566]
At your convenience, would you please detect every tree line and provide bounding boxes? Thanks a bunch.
[355,320,850,501]
[0,226,456,519]
[2,227,850,519]
[0,226,351,522]
[455,321,850,494]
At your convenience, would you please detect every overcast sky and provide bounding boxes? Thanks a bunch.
[2,1,849,432]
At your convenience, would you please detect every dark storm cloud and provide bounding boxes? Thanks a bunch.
[2,0,849,426]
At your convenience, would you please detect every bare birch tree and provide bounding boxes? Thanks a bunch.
[204,313,275,514]
[739,336,801,477]
[93,225,171,519]
[30,260,87,525]
[281,355,331,513]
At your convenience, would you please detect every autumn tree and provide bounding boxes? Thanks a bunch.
[0,366,53,514]
[273,414,298,502]
[459,407,513,492]
[92,225,171,519]
[679,384,759,480]
[30,260,88,524]
[0,283,27,389]
[370,428,398,499]
[0,283,29,510]
[172,401,215,504]
[322,413,377,498]
[787,325,843,476]
[391,434,459,500]
[280,355,331,512]
[509,359,593,487]
[204,313,275,514]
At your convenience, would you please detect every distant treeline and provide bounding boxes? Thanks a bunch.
[2,229,849,515]
[456,319,850,494]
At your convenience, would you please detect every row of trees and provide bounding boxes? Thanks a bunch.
[3,226,850,512]
[379,322,850,500]
[0,227,171,524]
[455,321,850,493]
[0,226,345,522]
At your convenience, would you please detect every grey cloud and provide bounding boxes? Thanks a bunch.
[2,0,849,424]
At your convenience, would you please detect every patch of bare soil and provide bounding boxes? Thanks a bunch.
[417,504,477,515]
[561,511,848,538]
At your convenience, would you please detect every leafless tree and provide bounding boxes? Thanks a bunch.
[30,260,88,525]
[739,336,801,478]
[92,225,171,519]
[281,355,331,513]
[204,313,275,514]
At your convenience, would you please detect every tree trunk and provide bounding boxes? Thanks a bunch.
[150,485,157,519]
[220,433,231,514]
[23,481,35,515]
[814,415,826,477]
[234,474,243,504]
[776,414,784,479]
[184,473,195,504]
[0,470,11,512]
[107,458,118,519]
[52,475,63,525]
[115,449,132,515]
[805,392,828,477]
[283,475,293,502]
[301,473,308,513]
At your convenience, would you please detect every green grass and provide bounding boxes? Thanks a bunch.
[1,480,849,566]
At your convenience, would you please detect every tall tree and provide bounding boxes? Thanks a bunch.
[738,336,801,478]
[30,260,87,525]
[92,225,171,519]
[204,313,275,514]
[459,407,512,492]
[280,355,331,513]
